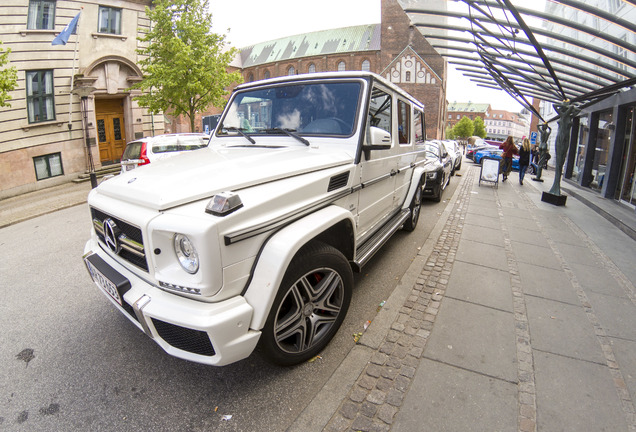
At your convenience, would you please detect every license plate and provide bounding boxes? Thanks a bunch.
[84,254,131,306]
[124,164,136,171]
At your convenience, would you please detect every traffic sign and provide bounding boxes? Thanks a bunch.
[530,131,538,145]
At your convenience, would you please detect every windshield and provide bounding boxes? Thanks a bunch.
[217,81,362,140]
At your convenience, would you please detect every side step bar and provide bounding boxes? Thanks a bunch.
[352,209,411,271]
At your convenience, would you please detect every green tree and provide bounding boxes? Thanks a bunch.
[473,116,487,138]
[133,0,242,132]
[0,41,18,107]
[445,126,456,140]
[452,116,474,140]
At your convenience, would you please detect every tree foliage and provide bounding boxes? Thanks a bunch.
[472,116,487,138]
[452,116,474,140]
[133,0,242,132]
[0,41,18,108]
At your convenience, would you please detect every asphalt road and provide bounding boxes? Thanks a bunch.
[0,171,461,431]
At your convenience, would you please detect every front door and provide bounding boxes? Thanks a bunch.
[95,98,126,163]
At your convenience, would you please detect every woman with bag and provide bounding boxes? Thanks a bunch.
[499,136,518,182]
[518,138,532,185]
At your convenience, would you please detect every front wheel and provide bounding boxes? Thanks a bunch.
[259,242,353,366]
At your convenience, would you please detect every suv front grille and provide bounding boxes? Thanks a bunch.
[91,208,149,271]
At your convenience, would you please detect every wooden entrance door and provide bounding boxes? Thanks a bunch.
[95,99,126,163]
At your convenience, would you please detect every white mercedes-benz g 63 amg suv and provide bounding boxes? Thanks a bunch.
[83,71,432,366]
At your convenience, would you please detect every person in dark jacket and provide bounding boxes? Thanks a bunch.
[518,138,532,185]
[499,136,518,182]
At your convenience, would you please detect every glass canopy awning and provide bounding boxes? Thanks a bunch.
[401,0,636,122]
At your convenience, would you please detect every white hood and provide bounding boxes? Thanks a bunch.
[96,145,354,210]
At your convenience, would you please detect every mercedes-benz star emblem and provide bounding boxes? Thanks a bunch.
[103,218,121,253]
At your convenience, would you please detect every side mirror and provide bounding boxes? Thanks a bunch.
[362,126,392,160]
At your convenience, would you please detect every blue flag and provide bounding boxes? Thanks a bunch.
[52,12,80,46]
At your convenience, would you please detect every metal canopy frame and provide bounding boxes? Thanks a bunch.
[401,0,636,122]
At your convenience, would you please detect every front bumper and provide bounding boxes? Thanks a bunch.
[83,239,261,366]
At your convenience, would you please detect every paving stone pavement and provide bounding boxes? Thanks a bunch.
[316,165,636,432]
[322,166,476,432]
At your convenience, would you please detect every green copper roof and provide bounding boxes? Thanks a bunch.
[447,102,490,112]
[239,24,381,68]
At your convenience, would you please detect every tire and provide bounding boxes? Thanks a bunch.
[403,177,423,232]
[433,182,443,203]
[456,160,462,171]
[259,241,353,366]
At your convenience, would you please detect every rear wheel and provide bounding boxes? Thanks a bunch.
[259,242,353,366]
[403,177,423,232]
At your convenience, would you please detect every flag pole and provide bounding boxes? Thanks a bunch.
[68,9,81,134]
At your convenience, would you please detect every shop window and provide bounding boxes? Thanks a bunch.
[34,152,63,180]
[98,6,121,34]
[27,0,56,30]
[590,110,613,191]
[26,70,55,123]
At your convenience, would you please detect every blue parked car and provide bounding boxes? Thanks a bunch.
[474,148,519,170]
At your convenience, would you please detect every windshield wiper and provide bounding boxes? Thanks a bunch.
[223,126,256,144]
[264,128,310,146]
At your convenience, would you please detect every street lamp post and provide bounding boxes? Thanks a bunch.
[73,86,97,188]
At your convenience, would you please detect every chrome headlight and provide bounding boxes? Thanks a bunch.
[174,234,199,274]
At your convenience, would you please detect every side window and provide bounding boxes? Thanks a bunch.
[368,87,391,135]
[398,100,410,145]
[414,108,426,144]
[98,6,121,35]
[27,0,56,30]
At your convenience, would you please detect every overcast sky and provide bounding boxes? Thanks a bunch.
[209,0,548,112]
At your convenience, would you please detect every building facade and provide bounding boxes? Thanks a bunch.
[446,101,490,130]
[542,0,636,209]
[0,0,163,198]
[485,109,530,142]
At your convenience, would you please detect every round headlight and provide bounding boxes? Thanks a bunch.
[174,234,199,274]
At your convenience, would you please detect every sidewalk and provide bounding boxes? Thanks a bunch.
[291,166,636,432]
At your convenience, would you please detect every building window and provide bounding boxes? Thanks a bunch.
[264,70,270,79]
[247,73,254,82]
[287,66,295,75]
[361,60,370,72]
[27,0,56,30]
[338,61,346,71]
[26,70,55,123]
[308,63,316,73]
[405,71,411,82]
[33,152,63,180]
[456,114,460,120]
[98,6,121,34]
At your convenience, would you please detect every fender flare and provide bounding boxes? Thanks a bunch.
[401,166,427,210]
[244,205,356,331]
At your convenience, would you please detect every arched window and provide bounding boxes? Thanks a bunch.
[361,60,370,72]
[338,61,346,71]
[247,73,254,82]
[288,66,295,75]
[264,70,270,79]
[308,63,316,73]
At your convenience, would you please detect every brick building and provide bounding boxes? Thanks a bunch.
[174,0,448,141]
[446,102,491,129]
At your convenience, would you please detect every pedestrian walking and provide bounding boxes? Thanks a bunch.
[499,135,518,182]
[518,138,532,185]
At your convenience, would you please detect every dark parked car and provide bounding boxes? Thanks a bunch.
[422,141,453,202]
